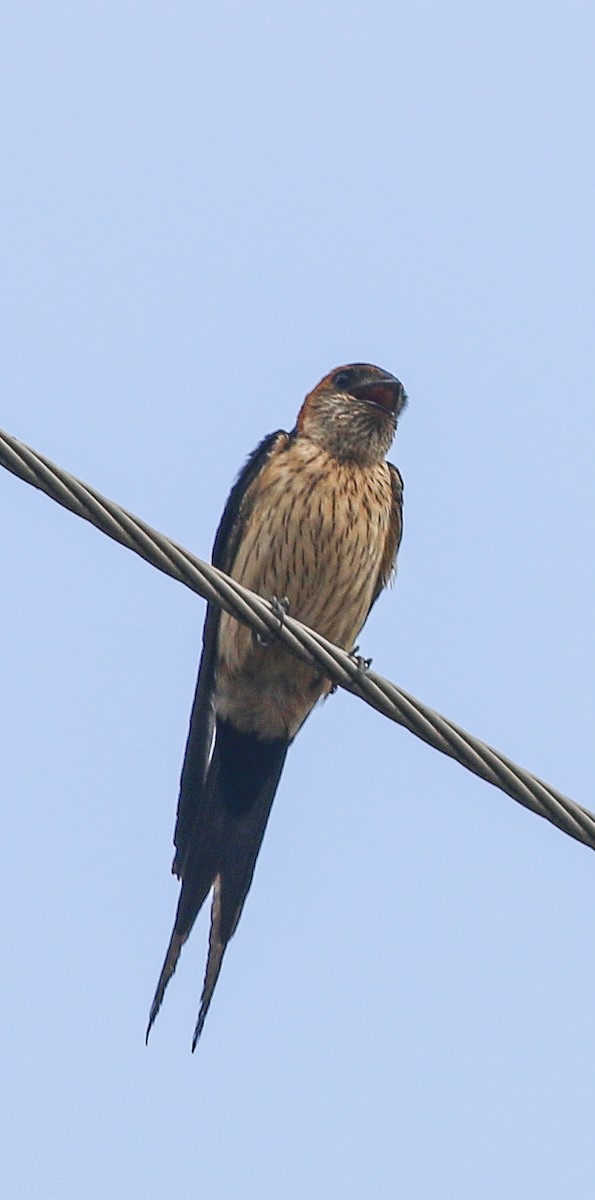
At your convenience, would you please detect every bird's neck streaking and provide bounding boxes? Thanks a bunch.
[296,391,397,466]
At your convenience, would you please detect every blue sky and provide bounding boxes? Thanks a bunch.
[1,3,594,1197]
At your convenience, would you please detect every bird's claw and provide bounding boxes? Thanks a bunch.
[271,595,290,624]
[349,645,373,673]
[257,596,290,646]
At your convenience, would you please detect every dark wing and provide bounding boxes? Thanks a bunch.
[369,462,404,612]
[171,429,290,877]
[210,430,290,572]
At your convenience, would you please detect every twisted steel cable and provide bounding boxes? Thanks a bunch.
[2,424,593,852]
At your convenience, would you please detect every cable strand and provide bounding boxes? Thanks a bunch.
[2,425,593,853]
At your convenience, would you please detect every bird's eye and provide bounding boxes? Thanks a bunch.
[333,370,352,391]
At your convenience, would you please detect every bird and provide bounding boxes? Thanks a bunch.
[146,362,408,1050]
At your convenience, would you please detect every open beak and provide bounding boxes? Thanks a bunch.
[351,379,407,417]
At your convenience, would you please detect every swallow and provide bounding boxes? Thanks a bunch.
[146,363,407,1049]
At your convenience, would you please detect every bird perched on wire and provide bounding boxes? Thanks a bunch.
[146,362,408,1050]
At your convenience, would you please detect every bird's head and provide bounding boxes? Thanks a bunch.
[296,363,407,464]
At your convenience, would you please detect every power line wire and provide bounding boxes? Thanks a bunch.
[1,425,593,852]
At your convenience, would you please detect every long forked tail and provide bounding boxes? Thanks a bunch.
[146,719,289,1048]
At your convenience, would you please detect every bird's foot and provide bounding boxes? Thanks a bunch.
[271,595,290,625]
[349,644,373,673]
[256,596,290,646]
